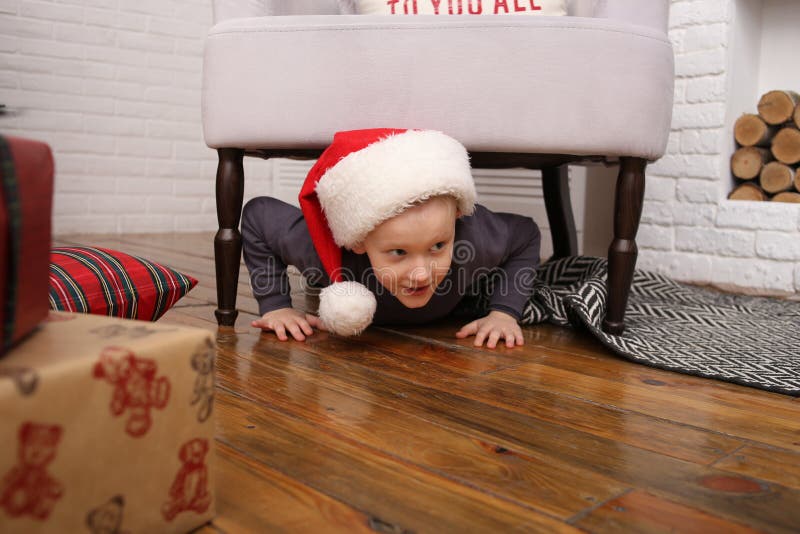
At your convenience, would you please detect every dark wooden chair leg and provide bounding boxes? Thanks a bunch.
[214,148,244,327]
[542,165,577,259]
[603,157,646,336]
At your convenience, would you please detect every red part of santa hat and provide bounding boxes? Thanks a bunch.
[298,128,476,336]
[300,128,403,283]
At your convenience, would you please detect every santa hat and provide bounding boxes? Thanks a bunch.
[299,128,476,336]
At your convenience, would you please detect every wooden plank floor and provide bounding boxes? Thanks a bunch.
[56,232,800,533]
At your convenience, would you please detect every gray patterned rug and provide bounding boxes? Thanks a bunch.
[466,256,800,396]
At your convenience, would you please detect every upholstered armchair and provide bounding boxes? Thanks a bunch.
[202,0,674,334]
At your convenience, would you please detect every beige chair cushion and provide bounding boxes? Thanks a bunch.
[202,14,673,160]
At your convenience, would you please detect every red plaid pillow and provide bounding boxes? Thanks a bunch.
[49,247,197,321]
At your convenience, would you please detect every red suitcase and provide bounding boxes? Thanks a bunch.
[0,135,54,353]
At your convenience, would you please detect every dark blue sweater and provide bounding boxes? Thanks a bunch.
[241,197,541,324]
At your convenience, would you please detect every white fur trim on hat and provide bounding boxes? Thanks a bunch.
[315,130,476,249]
[318,281,377,336]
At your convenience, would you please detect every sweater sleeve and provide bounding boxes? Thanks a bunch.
[462,205,541,320]
[240,196,326,316]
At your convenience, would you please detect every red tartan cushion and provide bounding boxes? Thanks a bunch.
[48,247,197,321]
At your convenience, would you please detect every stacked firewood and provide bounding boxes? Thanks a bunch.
[730,90,800,202]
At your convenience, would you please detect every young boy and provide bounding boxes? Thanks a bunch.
[241,128,541,348]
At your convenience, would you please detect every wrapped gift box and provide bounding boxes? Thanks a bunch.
[0,312,216,533]
[0,135,54,354]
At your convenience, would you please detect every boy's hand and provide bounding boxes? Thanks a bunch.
[251,308,326,341]
[455,310,524,349]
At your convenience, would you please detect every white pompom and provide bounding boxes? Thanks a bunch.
[318,281,377,336]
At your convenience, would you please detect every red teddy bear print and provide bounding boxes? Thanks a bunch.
[93,346,171,438]
[0,422,64,520]
[190,338,215,423]
[161,438,212,521]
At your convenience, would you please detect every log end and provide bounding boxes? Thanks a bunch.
[770,127,800,165]
[759,161,794,194]
[771,191,800,203]
[731,146,770,179]
[734,113,768,146]
[758,90,799,125]
[729,182,768,201]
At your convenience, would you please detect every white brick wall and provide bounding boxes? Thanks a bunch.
[0,0,272,234]
[639,0,800,294]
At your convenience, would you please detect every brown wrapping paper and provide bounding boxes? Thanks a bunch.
[0,312,216,533]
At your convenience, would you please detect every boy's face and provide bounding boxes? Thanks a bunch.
[353,196,458,308]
